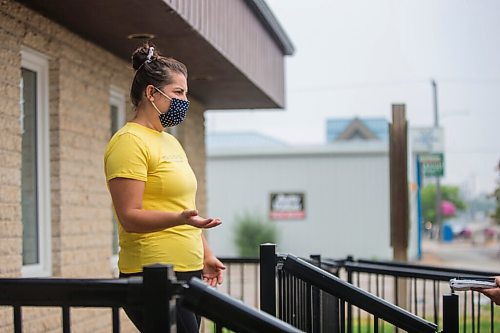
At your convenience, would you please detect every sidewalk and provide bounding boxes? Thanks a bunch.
[418,238,500,273]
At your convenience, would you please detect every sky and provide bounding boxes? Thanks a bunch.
[205,0,500,197]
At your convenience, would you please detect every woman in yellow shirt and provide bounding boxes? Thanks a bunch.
[104,43,225,332]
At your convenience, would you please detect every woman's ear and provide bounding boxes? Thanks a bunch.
[145,85,155,101]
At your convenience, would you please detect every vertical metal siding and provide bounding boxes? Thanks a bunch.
[164,0,285,107]
[206,148,392,258]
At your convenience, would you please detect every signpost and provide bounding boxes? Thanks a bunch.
[411,127,445,260]
[420,153,445,177]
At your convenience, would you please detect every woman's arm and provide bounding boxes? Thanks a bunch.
[108,177,221,233]
[202,233,226,286]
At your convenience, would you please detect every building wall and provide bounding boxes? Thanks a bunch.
[176,98,208,217]
[166,0,285,106]
[0,1,207,332]
[206,146,392,259]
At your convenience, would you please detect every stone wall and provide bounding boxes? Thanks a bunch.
[0,1,208,331]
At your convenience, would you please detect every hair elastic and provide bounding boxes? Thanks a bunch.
[135,46,155,72]
[146,47,155,62]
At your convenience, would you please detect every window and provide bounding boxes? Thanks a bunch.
[109,87,126,267]
[20,47,51,277]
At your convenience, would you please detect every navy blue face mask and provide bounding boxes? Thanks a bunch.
[151,87,190,128]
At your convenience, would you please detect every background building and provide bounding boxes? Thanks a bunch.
[206,118,392,259]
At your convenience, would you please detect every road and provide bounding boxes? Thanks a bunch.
[420,239,500,273]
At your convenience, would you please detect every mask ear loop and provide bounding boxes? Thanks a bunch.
[150,99,163,115]
[154,86,172,101]
[150,87,170,115]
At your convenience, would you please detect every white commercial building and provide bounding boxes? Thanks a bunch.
[206,138,393,259]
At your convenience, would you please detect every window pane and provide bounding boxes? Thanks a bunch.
[110,104,120,255]
[21,68,39,265]
[111,104,120,135]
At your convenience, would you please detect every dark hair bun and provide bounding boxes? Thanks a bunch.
[131,42,159,70]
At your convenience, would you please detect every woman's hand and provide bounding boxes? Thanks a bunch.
[180,209,222,229]
[202,255,226,287]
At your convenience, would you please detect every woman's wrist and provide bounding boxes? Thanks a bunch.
[204,250,214,260]
[174,211,184,226]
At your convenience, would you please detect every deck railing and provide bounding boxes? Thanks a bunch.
[259,244,441,333]
[0,263,300,333]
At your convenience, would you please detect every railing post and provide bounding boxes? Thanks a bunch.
[310,254,341,333]
[143,264,176,333]
[346,256,353,333]
[13,306,21,333]
[310,255,321,333]
[62,306,70,333]
[112,307,120,333]
[442,294,459,333]
[260,243,277,316]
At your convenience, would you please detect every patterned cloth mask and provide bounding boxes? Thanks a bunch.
[151,87,190,127]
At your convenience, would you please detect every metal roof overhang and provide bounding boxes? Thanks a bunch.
[17,0,291,109]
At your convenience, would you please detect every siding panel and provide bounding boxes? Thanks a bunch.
[165,0,285,106]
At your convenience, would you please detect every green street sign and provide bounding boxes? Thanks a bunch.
[420,153,444,177]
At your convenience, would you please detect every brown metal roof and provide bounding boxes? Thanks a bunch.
[17,0,293,110]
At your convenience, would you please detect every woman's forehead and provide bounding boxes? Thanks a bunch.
[168,72,187,88]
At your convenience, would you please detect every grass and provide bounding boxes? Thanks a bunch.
[206,301,500,333]
[350,315,500,332]
[207,324,233,333]
[207,315,500,333]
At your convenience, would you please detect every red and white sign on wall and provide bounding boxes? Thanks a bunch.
[270,192,305,220]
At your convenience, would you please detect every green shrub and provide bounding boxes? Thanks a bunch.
[233,212,278,257]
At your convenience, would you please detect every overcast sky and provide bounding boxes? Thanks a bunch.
[206,0,500,197]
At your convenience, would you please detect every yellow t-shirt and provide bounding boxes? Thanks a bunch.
[104,122,203,273]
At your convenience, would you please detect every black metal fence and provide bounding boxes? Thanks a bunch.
[217,247,498,333]
[259,244,442,333]
[329,257,499,333]
[0,264,301,333]
[217,257,260,308]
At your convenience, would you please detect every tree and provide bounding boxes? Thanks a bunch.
[421,184,466,223]
[233,212,278,257]
[492,160,500,225]
[493,187,500,225]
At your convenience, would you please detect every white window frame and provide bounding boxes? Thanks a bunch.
[110,86,126,131]
[109,86,126,276]
[20,47,52,277]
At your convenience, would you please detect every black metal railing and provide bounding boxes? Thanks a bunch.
[0,264,174,333]
[328,257,498,333]
[182,277,301,333]
[0,263,300,333]
[218,257,260,308]
[260,244,444,333]
[212,251,498,333]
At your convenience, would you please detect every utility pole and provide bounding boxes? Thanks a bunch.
[390,104,409,261]
[389,104,409,310]
[431,79,442,226]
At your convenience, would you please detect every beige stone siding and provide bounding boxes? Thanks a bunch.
[0,1,208,332]
[176,98,208,217]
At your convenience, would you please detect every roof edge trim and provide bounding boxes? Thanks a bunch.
[245,0,295,55]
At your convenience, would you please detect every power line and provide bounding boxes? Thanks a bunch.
[445,150,500,155]
[289,77,500,94]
